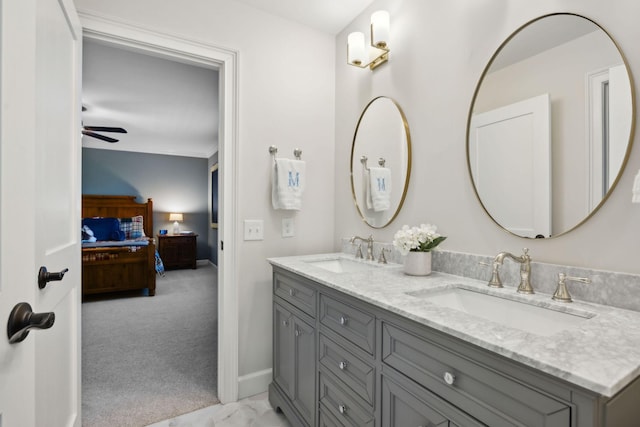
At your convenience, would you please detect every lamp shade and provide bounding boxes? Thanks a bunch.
[371,10,390,48]
[169,213,183,222]
[347,32,366,65]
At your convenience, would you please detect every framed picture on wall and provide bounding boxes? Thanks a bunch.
[211,164,219,228]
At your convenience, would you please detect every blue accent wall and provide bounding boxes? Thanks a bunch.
[82,148,212,260]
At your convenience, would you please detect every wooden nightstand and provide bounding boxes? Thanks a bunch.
[157,234,198,270]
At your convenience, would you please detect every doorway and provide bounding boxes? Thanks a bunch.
[80,11,239,416]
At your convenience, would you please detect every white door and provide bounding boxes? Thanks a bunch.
[469,94,551,238]
[0,0,82,426]
[587,64,633,209]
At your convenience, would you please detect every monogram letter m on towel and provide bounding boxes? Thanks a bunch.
[272,158,306,210]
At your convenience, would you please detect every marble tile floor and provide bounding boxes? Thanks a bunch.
[147,393,292,427]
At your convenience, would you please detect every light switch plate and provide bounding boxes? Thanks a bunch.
[244,219,264,241]
[282,218,295,238]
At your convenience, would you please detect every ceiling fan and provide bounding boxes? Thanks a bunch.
[81,125,127,143]
[81,105,127,143]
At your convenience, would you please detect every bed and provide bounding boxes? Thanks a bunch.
[82,195,156,297]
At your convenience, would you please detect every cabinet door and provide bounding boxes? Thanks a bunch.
[273,303,294,398]
[293,316,316,426]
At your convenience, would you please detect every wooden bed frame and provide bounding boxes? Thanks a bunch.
[82,195,156,297]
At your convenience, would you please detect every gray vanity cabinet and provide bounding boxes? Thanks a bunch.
[269,266,640,427]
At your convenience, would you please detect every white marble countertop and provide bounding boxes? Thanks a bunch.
[268,252,640,398]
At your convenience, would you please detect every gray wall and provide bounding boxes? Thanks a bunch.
[335,0,640,276]
[82,147,212,260]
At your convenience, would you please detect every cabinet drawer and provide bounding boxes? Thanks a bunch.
[319,334,375,406]
[320,294,375,355]
[382,368,486,427]
[381,322,570,427]
[274,271,317,317]
[318,406,344,427]
[319,370,375,427]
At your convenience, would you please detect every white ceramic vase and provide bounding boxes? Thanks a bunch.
[404,251,432,276]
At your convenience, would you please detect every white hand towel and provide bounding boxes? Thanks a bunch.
[272,158,305,210]
[369,167,392,212]
[364,168,373,210]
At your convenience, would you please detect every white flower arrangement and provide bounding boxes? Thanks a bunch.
[392,223,447,256]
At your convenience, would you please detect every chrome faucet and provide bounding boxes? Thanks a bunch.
[378,248,390,264]
[488,248,534,294]
[350,235,374,261]
[552,273,591,302]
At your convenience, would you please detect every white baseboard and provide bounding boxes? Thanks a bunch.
[238,368,272,399]
[196,259,216,267]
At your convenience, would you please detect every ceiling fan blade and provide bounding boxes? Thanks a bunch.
[83,126,127,133]
[82,130,119,143]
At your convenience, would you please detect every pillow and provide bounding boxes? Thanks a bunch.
[119,215,145,239]
[81,225,97,243]
[82,217,125,241]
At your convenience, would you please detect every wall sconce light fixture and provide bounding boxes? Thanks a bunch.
[169,212,183,234]
[347,10,390,70]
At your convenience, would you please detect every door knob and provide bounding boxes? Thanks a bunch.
[7,302,55,344]
[38,266,69,289]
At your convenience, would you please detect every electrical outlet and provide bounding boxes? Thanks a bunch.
[282,218,295,238]
[243,219,264,241]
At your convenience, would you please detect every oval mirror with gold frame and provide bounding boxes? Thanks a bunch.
[467,13,635,238]
[350,96,412,228]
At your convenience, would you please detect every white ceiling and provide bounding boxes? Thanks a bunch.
[232,0,375,34]
[489,15,598,71]
[81,1,374,158]
[82,39,219,158]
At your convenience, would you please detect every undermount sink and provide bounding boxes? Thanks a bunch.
[407,287,595,336]
[305,257,380,273]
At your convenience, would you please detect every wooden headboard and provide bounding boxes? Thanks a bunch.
[82,195,154,237]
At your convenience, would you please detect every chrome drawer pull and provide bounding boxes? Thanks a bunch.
[282,320,289,327]
[443,371,456,385]
[339,316,348,326]
[338,404,347,415]
[338,361,348,370]
[295,328,300,337]
[289,288,296,297]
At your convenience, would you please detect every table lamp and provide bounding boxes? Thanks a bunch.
[169,213,183,234]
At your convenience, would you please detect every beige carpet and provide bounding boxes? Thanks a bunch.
[81,264,219,427]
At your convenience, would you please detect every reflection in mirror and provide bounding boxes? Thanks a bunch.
[467,13,635,238]
[351,96,411,228]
